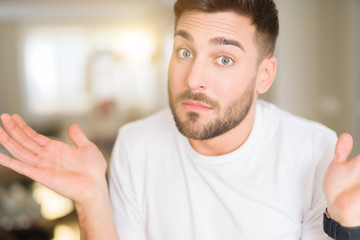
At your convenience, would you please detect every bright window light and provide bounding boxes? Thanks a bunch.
[22,24,168,119]
[114,30,156,62]
[32,183,74,221]
[52,224,80,240]
[26,40,57,100]
[24,29,89,116]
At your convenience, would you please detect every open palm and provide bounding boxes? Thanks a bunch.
[0,113,107,204]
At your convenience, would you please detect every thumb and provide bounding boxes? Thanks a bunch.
[334,133,353,164]
[68,123,90,148]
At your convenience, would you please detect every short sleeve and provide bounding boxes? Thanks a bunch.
[300,132,337,239]
[108,129,147,240]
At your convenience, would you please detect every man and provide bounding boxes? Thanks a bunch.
[0,0,359,239]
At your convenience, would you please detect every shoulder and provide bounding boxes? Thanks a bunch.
[257,100,337,165]
[258,100,337,141]
[116,107,177,147]
[110,108,177,172]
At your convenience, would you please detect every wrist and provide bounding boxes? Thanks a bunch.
[73,179,118,240]
[324,208,360,240]
[327,206,360,228]
[74,176,109,209]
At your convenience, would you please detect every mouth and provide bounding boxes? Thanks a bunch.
[181,100,213,112]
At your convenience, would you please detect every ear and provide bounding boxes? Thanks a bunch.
[256,56,277,94]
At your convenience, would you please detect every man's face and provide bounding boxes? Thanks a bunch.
[168,11,262,140]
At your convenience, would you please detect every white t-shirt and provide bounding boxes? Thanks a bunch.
[109,100,337,240]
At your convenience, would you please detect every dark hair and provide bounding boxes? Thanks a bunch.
[174,0,279,59]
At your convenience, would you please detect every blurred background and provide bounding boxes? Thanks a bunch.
[0,0,359,239]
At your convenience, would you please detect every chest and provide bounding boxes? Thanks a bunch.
[142,152,305,240]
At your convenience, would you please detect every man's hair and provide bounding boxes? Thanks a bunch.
[174,0,279,60]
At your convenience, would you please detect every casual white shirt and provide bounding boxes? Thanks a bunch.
[109,100,337,240]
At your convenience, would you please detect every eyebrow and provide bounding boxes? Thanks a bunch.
[209,37,245,52]
[174,30,193,42]
[174,30,245,53]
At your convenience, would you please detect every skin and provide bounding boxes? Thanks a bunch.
[0,10,359,239]
[168,11,277,156]
[323,133,360,227]
[0,114,118,240]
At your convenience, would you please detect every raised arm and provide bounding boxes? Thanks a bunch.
[0,113,118,240]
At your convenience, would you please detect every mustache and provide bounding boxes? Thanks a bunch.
[175,90,220,109]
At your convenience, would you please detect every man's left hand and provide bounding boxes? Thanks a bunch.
[323,133,360,227]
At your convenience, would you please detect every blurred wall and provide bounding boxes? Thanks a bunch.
[267,0,359,156]
[273,0,350,129]
[350,0,360,156]
[0,23,21,115]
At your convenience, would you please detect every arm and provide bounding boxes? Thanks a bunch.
[0,113,118,240]
[75,184,117,239]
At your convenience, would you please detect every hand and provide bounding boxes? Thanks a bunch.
[0,113,107,205]
[323,133,360,227]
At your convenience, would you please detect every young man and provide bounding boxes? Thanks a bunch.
[0,0,360,239]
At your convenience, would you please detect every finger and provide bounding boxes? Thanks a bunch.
[0,152,44,183]
[68,124,90,148]
[0,127,38,165]
[334,133,353,164]
[12,114,50,146]
[1,113,42,154]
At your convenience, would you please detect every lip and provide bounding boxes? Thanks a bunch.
[181,100,212,111]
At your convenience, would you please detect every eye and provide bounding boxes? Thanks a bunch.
[216,56,233,66]
[178,48,193,59]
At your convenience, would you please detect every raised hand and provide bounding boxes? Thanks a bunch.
[0,113,107,204]
[0,113,119,239]
[323,133,360,227]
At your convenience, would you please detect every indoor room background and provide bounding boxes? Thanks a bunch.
[0,0,359,239]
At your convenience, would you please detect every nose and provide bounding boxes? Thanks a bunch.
[186,57,208,91]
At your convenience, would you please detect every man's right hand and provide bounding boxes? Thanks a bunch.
[0,113,119,239]
[0,113,107,204]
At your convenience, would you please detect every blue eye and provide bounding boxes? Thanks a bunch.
[216,56,233,66]
[178,49,193,59]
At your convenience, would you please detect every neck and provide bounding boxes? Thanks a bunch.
[188,99,257,156]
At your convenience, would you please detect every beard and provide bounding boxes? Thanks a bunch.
[168,80,255,141]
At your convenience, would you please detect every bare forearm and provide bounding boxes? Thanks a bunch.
[75,181,118,240]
